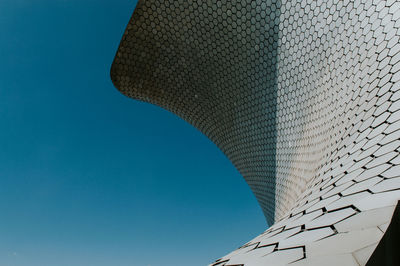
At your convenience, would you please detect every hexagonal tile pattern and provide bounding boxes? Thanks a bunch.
[110,0,400,265]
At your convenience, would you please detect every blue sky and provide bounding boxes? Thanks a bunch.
[0,1,266,265]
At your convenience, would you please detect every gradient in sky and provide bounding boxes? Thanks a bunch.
[0,1,266,265]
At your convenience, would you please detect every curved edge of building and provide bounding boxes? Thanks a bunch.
[111,0,400,265]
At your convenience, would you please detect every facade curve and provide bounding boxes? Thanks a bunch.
[111,0,400,265]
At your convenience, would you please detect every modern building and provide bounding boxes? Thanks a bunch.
[111,0,400,265]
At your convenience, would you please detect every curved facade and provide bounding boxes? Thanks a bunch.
[111,0,400,265]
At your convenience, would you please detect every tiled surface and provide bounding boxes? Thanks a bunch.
[110,0,400,265]
[353,243,379,266]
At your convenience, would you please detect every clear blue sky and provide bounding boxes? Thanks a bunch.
[0,1,266,265]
